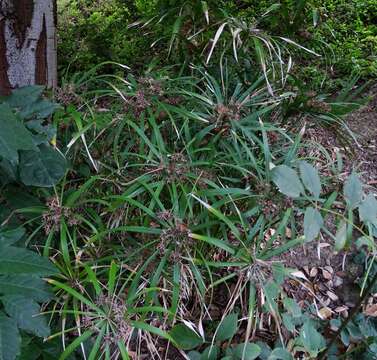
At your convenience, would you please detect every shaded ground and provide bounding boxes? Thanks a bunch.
[277,84,377,324]
[346,83,377,188]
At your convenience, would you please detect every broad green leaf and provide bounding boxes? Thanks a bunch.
[20,99,58,120]
[263,281,279,314]
[359,194,377,226]
[201,345,220,360]
[1,295,50,337]
[215,313,238,342]
[283,298,302,318]
[335,221,347,251]
[356,236,375,251]
[299,161,321,198]
[268,348,293,360]
[187,351,201,360]
[0,104,36,164]
[0,227,25,247]
[3,86,44,108]
[299,320,326,356]
[271,165,303,198]
[0,159,17,184]
[19,145,66,187]
[234,343,261,360]
[0,311,21,360]
[282,313,295,332]
[304,207,323,242]
[344,174,362,209]
[0,275,53,302]
[170,324,203,350]
[0,247,57,275]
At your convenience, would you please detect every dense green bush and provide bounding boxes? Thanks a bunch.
[58,0,377,89]
[2,1,375,359]
[314,0,377,77]
[12,63,370,358]
[0,87,61,359]
[58,0,151,72]
[233,0,377,86]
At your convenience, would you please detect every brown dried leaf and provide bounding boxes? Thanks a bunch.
[327,291,339,301]
[335,306,348,313]
[364,304,377,317]
[291,271,309,281]
[322,269,333,280]
[310,268,318,277]
[319,307,332,319]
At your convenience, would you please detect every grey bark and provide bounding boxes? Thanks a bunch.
[0,0,57,95]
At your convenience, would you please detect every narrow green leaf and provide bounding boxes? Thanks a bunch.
[59,330,93,360]
[108,261,118,295]
[189,233,235,254]
[335,221,347,251]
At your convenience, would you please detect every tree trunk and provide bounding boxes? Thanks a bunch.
[0,0,57,95]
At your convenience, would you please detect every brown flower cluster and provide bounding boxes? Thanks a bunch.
[157,213,192,262]
[307,99,332,113]
[124,76,184,118]
[82,295,132,345]
[42,197,81,234]
[55,83,82,106]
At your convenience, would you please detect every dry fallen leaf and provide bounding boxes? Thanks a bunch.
[327,290,339,301]
[364,304,377,317]
[319,307,332,319]
[335,306,348,313]
[319,243,331,248]
[322,269,333,280]
[310,267,318,277]
[291,271,309,281]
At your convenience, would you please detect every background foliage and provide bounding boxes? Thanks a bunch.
[58,0,377,89]
[0,0,376,359]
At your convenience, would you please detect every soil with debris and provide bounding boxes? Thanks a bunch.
[345,83,377,188]
[277,83,377,324]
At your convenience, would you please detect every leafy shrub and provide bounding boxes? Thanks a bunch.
[0,87,64,359]
[0,227,57,360]
[57,0,149,73]
[0,86,67,187]
[231,0,377,85]
[23,62,372,358]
